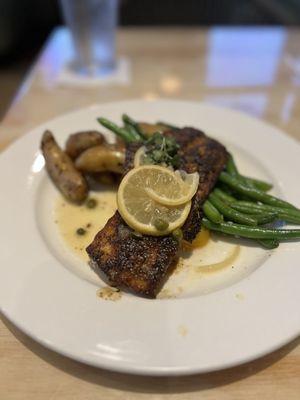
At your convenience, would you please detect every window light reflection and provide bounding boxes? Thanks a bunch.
[205,28,286,87]
[280,93,296,123]
[203,93,268,117]
[160,76,182,94]
[31,153,45,173]
[143,91,159,101]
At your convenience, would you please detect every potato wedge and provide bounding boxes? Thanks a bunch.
[75,145,125,173]
[41,130,88,203]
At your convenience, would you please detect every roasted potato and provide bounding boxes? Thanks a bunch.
[65,131,104,159]
[75,145,125,174]
[137,123,169,137]
[41,130,88,203]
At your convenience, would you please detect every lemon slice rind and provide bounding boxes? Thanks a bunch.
[117,165,192,236]
[133,146,146,168]
[146,171,199,206]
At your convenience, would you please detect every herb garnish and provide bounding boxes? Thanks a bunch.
[143,132,180,168]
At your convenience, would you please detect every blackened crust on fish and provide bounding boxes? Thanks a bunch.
[86,212,178,298]
[165,128,228,241]
[124,142,140,174]
[87,127,227,297]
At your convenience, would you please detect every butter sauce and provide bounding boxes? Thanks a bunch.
[55,191,241,300]
[55,190,117,261]
[195,245,241,273]
[180,229,240,276]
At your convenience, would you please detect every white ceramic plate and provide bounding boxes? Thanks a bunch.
[1,100,300,376]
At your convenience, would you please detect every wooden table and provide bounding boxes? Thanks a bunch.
[1,27,299,399]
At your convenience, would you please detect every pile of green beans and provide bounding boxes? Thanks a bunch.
[97,115,300,249]
[203,154,300,248]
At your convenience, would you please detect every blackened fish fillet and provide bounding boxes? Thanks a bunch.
[87,127,228,297]
[87,212,178,297]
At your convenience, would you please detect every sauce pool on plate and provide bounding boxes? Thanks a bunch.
[55,189,117,261]
[54,189,243,299]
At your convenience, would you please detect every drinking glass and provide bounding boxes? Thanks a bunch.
[60,0,119,77]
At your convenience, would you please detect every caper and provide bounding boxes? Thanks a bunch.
[153,218,169,231]
[172,228,183,242]
[86,198,98,209]
[76,227,86,236]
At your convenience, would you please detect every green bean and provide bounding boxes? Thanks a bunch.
[218,188,279,234]
[256,239,279,249]
[226,154,239,176]
[97,118,138,143]
[253,213,278,225]
[228,204,279,224]
[226,154,272,191]
[219,172,296,209]
[238,175,273,192]
[202,218,300,239]
[124,122,142,141]
[203,200,224,223]
[156,121,179,130]
[213,188,236,204]
[268,213,300,225]
[122,114,147,140]
[231,201,300,215]
[229,204,273,215]
[217,183,237,197]
[231,202,300,224]
[209,193,257,226]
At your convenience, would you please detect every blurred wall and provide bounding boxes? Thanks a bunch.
[1,0,300,59]
[1,0,300,119]
[120,0,300,25]
[0,0,59,60]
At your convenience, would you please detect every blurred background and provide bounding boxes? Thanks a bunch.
[1,0,300,119]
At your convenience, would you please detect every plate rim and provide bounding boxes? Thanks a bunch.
[1,99,300,376]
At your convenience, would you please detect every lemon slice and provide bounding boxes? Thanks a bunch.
[117,165,191,235]
[146,170,199,206]
[134,146,147,167]
[134,147,199,205]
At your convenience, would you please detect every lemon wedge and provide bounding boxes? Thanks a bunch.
[146,170,199,206]
[117,165,191,235]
